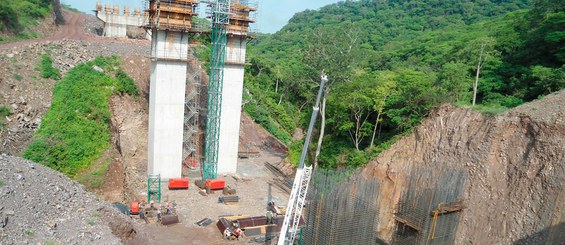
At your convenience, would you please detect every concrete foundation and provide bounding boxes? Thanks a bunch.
[95,8,144,38]
[217,37,247,174]
[148,29,189,179]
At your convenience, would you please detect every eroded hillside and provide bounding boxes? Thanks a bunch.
[363,90,565,244]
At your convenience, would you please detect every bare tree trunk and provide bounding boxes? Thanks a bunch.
[472,62,481,106]
[349,111,361,151]
[277,93,284,105]
[472,44,485,106]
[52,0,65,25]
[370,110,381,148]
[313,88,328,167]
[354,112,361,151]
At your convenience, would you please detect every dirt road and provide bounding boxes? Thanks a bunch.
[0,10,148,52]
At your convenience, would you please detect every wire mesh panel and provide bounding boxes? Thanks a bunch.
[393,169,467,245]
[302,168,381,245]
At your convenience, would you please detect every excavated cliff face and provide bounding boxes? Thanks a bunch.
[363,90,565,244]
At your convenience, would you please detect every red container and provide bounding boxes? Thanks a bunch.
[205,178,226,190]
[168,178,190,189]
[130,202,140,214]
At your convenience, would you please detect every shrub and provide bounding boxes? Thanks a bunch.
[287,140,304,166]
[38,54,61,80]
[23,56,139,177]
[0,104,10,117]
[115,69,138,96]
[13,73,22,81]
[0,104,10,129]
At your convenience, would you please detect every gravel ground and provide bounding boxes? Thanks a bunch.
[0,155,150,245]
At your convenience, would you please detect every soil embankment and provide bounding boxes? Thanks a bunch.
[364,90,565,244]
[0,155,151,244]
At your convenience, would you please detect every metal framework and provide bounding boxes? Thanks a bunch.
[183,60,202,171]
[202,0,230,181]
[144,0,200,32]
[279,75,327,245]
[147,174,161,203]
[301,168,381,245]
[393,169,467,245]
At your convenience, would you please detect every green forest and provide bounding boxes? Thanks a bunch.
[243,0,565,168]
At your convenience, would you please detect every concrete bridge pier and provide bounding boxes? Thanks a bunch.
[147,29,190,179]
[217,36,247,174]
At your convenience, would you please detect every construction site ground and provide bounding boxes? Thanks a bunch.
[142,152,289,244]
[0,10,291,244]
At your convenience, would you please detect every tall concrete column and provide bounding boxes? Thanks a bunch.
[148,29,189,179]
[217,36,247,174]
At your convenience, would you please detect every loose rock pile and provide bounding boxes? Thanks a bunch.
[0,155,150,244]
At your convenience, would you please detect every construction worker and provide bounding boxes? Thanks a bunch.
[266,210,273,224]
[224,228,236,240]
[166,202,172,215]
[157,209,162,223]
[234,227,242,241]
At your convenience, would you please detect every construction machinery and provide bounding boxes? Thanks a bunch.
[168,178,190,189]
[278,75,328,245]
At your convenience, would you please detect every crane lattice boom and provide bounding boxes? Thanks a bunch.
[278,75,328,245]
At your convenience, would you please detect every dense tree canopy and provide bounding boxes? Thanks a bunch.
[244,0,564,168]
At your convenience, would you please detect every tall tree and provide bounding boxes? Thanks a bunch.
[438,61,471,103]
[470,37,497,106]
[329,71,375,151]
[303,23,365,165]
[369,71,397,148]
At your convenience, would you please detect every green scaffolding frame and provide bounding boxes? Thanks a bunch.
[147,174,161,203]
[202,0,230,181]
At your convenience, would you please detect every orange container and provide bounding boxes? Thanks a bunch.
[169,178,190,189]
[130,201,140,214]
[205,179,226,190]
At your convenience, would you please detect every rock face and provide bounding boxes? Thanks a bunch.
[364,90,565,244]
[0,155,150,244]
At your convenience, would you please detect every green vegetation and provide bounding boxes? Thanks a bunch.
[245,0,565,168]
[0,105,10,118]
[38,54,61,80]
[90,211,101,218]
[76,154,111,189]
[45,240,59,245]
[24,229,34,236]
[0,179,5,188]
[0,104,11,129]
[23,56,138,177]
[0,0,51,41]
[13,73,23,81]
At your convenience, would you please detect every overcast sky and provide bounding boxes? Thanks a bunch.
[61,0,341,33]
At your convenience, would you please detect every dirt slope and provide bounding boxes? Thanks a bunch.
[0,155,151,244]
[364,90,565,244]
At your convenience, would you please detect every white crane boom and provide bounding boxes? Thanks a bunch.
[278,74,328,245]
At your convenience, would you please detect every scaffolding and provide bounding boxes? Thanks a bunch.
[227,0,257,36]
[393,169,467,245]
[147,174,162,203]
[144,0,200,32]
[201,0,230,181]
[182,60,202,172]
[301,168,381,245]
